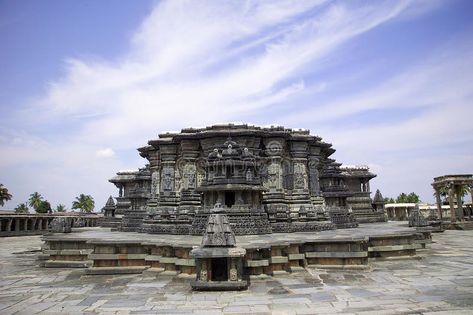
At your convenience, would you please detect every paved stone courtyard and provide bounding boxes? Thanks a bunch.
[0,230,472,315]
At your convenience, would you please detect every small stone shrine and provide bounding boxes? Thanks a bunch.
[372,189,386,214]
[102,196,116,217]
[100,196,122,229]
[190,203,248,291]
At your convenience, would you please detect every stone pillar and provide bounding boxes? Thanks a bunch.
[448,187,456,223]
[456,186,464,221]
[470,187,473,219]
[15,219,20,232]
[6,219,12,232]
[235,191,243,205]
[217,191,224,204]
[23,219,28,231]
[308,152,321,196]
[38,219,42,230]
[435,189,443,220]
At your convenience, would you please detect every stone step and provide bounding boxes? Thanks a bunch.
[43,260,92,268]
[85,266,149,275]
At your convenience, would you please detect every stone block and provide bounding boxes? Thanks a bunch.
[269,256,289,264]
[245,259,269,267]
[288,253,305,260]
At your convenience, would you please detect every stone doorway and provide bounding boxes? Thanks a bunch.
[225,191,235,208]
[211,258,228,281]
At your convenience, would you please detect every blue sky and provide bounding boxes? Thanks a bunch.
[1,0,473,211]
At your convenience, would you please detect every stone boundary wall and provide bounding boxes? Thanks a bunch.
[0,214,100,237]
[40,231,431,277]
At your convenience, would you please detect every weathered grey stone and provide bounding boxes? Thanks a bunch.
[49,217,72,233]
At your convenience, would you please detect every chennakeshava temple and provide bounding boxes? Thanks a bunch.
[105,124,386,235]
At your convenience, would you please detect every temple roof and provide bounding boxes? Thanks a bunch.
[372,189,384,204]
[201,204,236,247]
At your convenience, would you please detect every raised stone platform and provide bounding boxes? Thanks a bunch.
[41,222,431,276]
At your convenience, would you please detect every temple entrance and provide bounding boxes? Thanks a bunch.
[211,258,228,281]
[225,191,235,208]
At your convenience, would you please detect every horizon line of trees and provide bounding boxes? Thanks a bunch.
[383,192,421,204]
[0,184,95,214]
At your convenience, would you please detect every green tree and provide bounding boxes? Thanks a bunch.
[14,203,29,214]
[395,192,420,203]
[384,197,395,204]
[36,200,52,214]
[72,194,95,213]
[0,184,13,207]
[55,204,67,212]
[28,192,43,211]
[396,192,408,203]
[406,192,420,203]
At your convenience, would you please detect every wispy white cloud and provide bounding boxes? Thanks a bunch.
[96,148,115,158]
[2,0,465,208]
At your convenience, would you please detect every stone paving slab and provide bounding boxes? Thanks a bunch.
[0,230,473,314]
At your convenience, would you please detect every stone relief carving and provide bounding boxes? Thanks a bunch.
[293,162,307,189]
[267,163,281,189]
[200,269,207,281]
[229,268,238,281]
[161,166,174,192]
[183,164,196,190]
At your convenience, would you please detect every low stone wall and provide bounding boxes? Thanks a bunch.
[0,214,100,237]
[40,231,431,276]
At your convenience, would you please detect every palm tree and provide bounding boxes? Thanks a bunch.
[72,194,95,213]
[56,204,67,212]
[28,192,43,211]
[14,203,29,214]
[36,200,52,214]
[0,184,13,207]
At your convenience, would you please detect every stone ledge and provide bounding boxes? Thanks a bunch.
[43,260,92,268]
[289,266,305,272]
[175,258,195,266]
[249,274,270,280]
[88,253,147,260]
[45,249,93,255]
[368,244,420,252]
[160,257,178,264]
[307,264,370,270]
[369,255,421,261]
[245,259,269,267]
[272,270,289,276]
[288,253,305,260]
[161,270,180,276]
[305,251,368,258]
[85,266,148,275]
[191,280,248,291]
[142,267,165,274]
[144,255,163,262]
[269,256,289,264]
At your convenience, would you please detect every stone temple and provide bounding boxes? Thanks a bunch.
[108,124,385,235]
